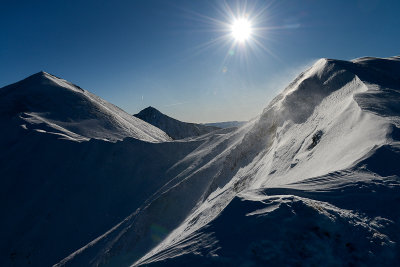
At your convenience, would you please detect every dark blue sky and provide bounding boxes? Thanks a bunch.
[1,0,399,122]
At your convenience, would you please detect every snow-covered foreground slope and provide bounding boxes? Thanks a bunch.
[134,106,220,140]
[0,71,170,142]
[2,56,400,266]
[0,132,199,267]
[47,56,400,266]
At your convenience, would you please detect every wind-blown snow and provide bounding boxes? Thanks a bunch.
[132,56,400,266]
[1,56,400,267]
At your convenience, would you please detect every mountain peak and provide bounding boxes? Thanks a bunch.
[31,70,51,78]
[141,106,162,114]
[13,71,60,86]
[135,106,164,121]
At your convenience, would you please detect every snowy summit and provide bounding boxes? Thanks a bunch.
[0,71,171,142]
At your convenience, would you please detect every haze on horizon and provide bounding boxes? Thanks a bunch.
[1,0,399,123]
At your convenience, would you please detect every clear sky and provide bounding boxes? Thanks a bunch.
[1,0,399,123]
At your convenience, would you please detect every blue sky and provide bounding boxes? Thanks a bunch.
[1,0,399,122]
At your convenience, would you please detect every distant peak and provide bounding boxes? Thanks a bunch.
[135,106,167,120]
[140,106,162,114]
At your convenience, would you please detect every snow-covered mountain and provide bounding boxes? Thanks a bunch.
[203,120,246,129]
[0,71,170,142]
[0,71,176,267]
[2,56,400,267]
[134,106,220,139]
[135,56,400,266]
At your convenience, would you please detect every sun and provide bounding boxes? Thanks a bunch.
[231,18,252,42]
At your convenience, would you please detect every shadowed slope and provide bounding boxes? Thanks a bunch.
[134,106,220,140]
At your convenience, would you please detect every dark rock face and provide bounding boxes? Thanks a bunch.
[308,130,323,150]
[134,106,220,140]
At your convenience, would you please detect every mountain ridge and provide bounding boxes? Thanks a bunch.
[0,71,171,142]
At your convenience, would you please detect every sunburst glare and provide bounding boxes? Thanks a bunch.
[231,18,253,42]
[174,0,280,71]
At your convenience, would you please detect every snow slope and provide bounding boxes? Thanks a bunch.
[135,56,400,266]
[0,71,171,142]
[2,56,400,266]
[134,106,220,140]
[0,133,199,267]
[48,55,400,266]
